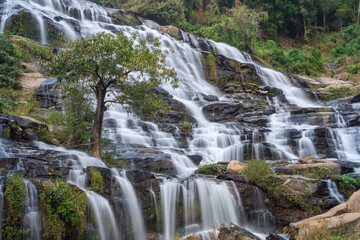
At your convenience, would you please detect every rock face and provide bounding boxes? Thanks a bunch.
[289,190,360,239]
[226,161,246,175]
[217,223,261,240]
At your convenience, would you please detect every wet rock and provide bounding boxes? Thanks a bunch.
[217,174,246,183]
[156,25,182,39]
[266,234,286,240]
[350,93,360,103]
[187,155,202,165]
[217,223,261,240]
[200,93,219,102]
[0,158,17,170]
[111,9,142,26]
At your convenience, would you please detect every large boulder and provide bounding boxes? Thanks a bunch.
[289,190,360,239]
[217,223,261,240]
[226,161,246,175]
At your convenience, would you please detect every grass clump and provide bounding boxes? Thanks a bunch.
[196,164,226,175]
[13,39,53,61]
[335,175,360,198]
[2,173,26,240]
[89,169,104,194]
[179,121,192,134]
[243,160,271,186]
[320,87,357,101]
[39,180,88,240]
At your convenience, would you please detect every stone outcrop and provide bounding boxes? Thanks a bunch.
[226,161,246,175]
[289,190,360,239]
[217,223,261,240]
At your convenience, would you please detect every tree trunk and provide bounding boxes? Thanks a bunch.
[303,18,307,40]
[90,86,106,159]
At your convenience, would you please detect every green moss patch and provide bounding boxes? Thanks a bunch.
[39,180,88,240]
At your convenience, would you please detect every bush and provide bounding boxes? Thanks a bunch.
[196,164,226,175]
[89,170,104,194]
[3,173,26,240]
[0,35,22,89]
[243,160,270,186]
[336,175,360,198]
[39,180,88,240]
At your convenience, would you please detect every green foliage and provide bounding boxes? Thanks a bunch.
[89,170,104,194]
[255,40,325,76]
[46,32,177,157]
[5,12,41,42]
[39,180,88,240]
[243,160,271,186]
[179,121,192,133]
[196,164,226,175]
[299,166,331,179]
[336,175,360,198]
[0,34,22,89]
[13,39,53,61]
[3,173,26,240]
[46,88,94,149]
[320,86,357,101]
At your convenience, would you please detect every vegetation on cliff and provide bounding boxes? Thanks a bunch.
[39,180,88,240]
[46,32,178,158]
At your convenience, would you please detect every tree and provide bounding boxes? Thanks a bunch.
[47,32,177,158]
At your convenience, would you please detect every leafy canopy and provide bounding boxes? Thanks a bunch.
[47,32,177,117]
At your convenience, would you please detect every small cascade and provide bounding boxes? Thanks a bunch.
[112,170,146,240]
[298,129,318,158]
[159,177,247,240]
[86,191,120,240]
[35,142,120,240]
[0,177,4,237]
[247,188,275,233]
[23,180,42,240]
[210,41,315,108]
[326,179,346,204]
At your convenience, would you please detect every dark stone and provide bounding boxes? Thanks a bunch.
[187,155,202,165]
[218,223,261,240]
[266,234,286,240]
[217,174,246,183]
[350,94,360,103]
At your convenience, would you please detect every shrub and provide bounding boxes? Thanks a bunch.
[0,35,22,89]
[243,160,271,186]
[3,173,26,240]
[336,175,360,198]
[89,170,104,194]
[39,180,88,240]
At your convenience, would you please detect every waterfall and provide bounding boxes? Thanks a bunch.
[326,179,346,204]
[86,191,120,240]
[113,170,146,240]
[35,142,121,240]
[23,180,42,240]
[159,177,249,239]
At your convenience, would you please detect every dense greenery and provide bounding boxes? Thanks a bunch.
[196,164,226,175]
[336,175,360,198]
[46,32,177,158]
[89,170,104,194]
[39,180,88,240]
[0,34,22,90]
[2,173,26,240]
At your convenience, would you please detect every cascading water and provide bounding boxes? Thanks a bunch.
[34,142,120,240]
[326,179,346,204]
[112,170,146,240]
[23,180,42,240]
[159,177,251,239]
[1,0,360,239]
